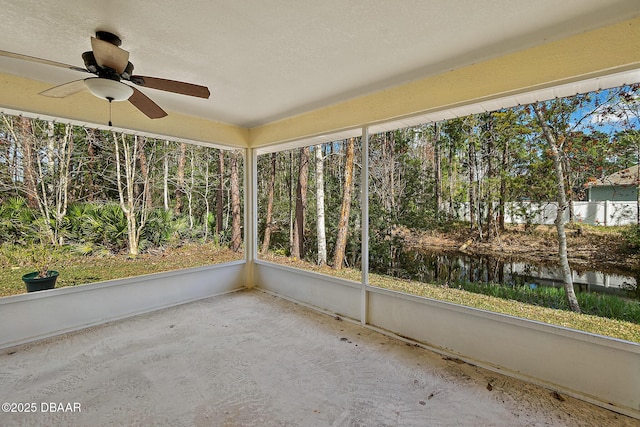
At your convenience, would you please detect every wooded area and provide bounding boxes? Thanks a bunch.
[256,84,640,311]
[1,84,640,312]
[0,115,244,255]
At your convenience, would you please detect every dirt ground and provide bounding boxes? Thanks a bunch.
[395,224,640,276]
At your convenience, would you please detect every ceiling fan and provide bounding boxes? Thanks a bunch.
[0,31,210,123]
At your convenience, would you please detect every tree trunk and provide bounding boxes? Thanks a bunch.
[216,149,224,237]
[56,124,73,245]
[333,138,355,269]
[433,123,442,215]
[448,143,455,218]
[18,117,38,208]
[137,136,153,211]
[175,142,186,214]
[485,115,495,240]
[26,121,73,245]
[563,157,576,224]
[187,148,195,229]
[46,122,55,199]
[288,150,294,254]
[230,150,242,252]
[532,104,581,313]
[499,136,509,231]
[291,146,309,259]
[636,143,640,226]
[203,151,211,241]
[113,134,152,256]
[86,129,98,202]
[114,133,137,255]
[379,132,397,221]
[261,152,276,253]
[315,144,327,265]
[187,150,196,230]
[163,140,170,211]
[468,132,477,230]
[2,116,19,195]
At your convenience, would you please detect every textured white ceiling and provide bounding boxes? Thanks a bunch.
[1,0,639,127]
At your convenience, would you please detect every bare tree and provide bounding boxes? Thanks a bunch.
[291,146,309,259]
[216,150,224,239]
[113,133,153,256]
[84,128,100,202]
[499,130,510,231]
[230,150,242,252]
[261,152,276,253]
[16,117,38,208]
[163,140,170,211]
[482,114,496,240]
[186,146,195,229]
[175,142,186,214]
[433,123,442,214]
[202,148,212,241]
[447,140,456,218]
[333,138,355,269]
[315,144,327,265]
[532,103,581,313]
[8,120,74,244]
[288,150,294,253]
[467,124,478,231]
[136,136,153,211]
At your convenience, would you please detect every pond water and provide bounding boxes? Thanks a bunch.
[377,249,639,300]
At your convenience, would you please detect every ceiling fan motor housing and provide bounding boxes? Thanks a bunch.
[83,50,134,81]
[95,31,122,46]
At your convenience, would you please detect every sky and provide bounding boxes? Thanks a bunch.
[574,86,639,137]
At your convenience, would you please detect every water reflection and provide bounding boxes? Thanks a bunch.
[379,249,639,300]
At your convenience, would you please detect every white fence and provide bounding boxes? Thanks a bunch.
[456,201,639,226]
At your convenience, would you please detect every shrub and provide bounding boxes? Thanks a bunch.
[453,280,640,323]
[0,197,36,244]
[621,224,640,252]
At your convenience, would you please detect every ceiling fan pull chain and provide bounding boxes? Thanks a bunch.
[108,97,114,126]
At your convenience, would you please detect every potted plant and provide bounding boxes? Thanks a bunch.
[1,242,60,292]
[21,243,59,292]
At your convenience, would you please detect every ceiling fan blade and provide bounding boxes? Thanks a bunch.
[131,75,210,99]
[128,87,167,119]
[39,79,87,98]
[0,50,88,73]
[91,37,129,74]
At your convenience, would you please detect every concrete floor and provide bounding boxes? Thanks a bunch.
[0,289,635,427]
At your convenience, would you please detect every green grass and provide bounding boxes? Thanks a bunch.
[0,243,243,298]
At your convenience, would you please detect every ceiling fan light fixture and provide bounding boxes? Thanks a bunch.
[84,77,133,101]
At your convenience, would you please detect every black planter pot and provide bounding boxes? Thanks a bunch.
[22,270,59,293]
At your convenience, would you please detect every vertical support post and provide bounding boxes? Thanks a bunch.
[361,126,369,325]
[244,147,258,288]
